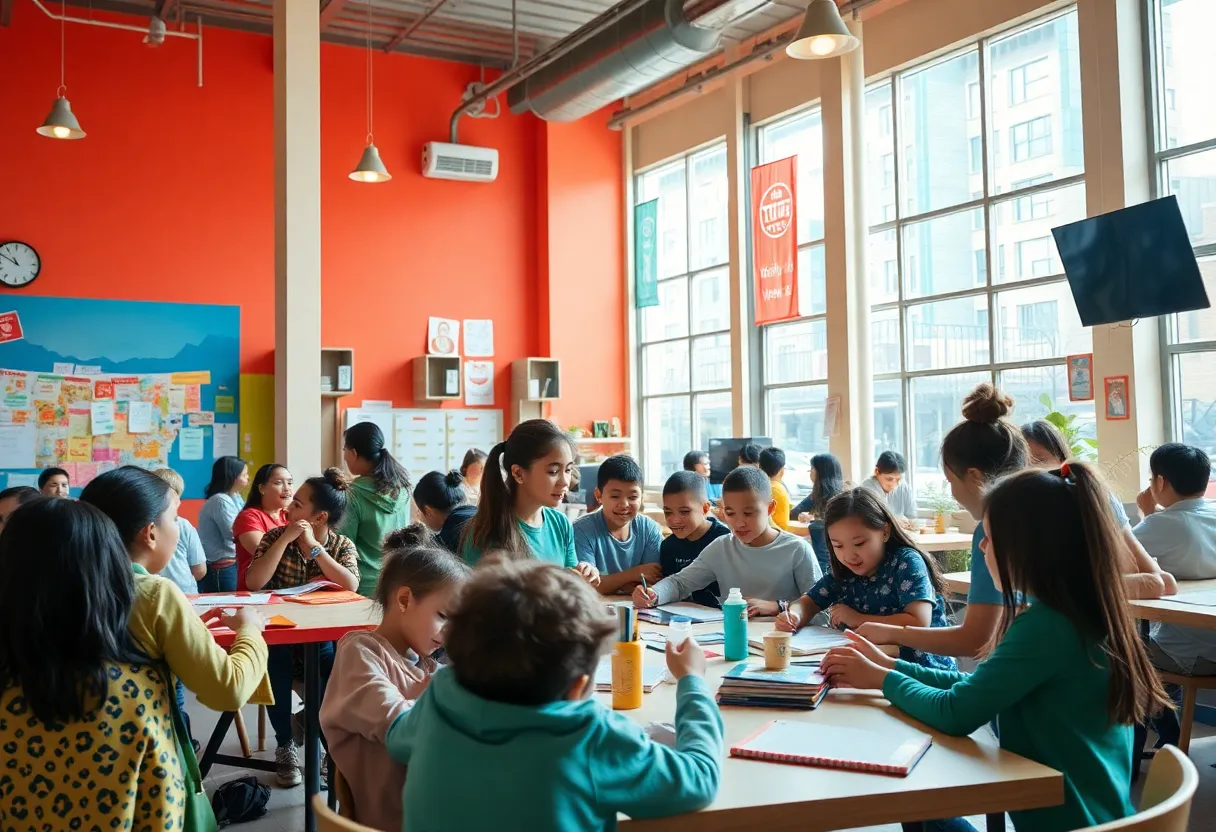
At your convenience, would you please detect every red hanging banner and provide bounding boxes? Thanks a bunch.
[751,156,799,325]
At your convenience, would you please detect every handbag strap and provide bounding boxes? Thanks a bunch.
[160,665,206,793]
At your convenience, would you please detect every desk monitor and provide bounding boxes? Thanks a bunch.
[707,437,772,485]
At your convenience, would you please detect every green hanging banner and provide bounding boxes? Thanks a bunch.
[634,199,660,308]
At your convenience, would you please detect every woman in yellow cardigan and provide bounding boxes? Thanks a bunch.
[80,467,272,731]
[0,497,186,830]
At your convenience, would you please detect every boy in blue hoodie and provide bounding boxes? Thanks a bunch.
[385,558,724,831]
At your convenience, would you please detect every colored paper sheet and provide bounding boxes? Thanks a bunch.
[93,379,114,400]
[464,361,494,406]
[92,448,120,464]
[90,400,115,435]
[185,384,201,413]
[34,427,68,468]
[34,400,66,427]
[427,317,459,356]
[215,395,235,414]
[108,411,134,450]
[213,423,239,459]
[5,473,39,489]
[52,362,74,375]
[112,377,140,401]
[96,460,117,475]
[75,462,98,487]
[179,427,205,461]
[59,464,77,480]
[33,374,62,399]
[128,401,154,433]
[167,385,186,413]
[9,409,30,424]
[0,371,30,409]
[188,411,215,426]
[67,435,92,462]
[60,379,92,408]
[73,365,101,375]
[68,406,91,437]
[463,319,494,357]
[0,424,36,469]
[171,371,211,385]
[634,199,659,308]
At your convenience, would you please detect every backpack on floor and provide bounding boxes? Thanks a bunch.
[210,776,271,827]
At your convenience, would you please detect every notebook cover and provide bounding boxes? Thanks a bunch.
[282,589,365,605]
[723,663,826,686]
[729,720,932,776]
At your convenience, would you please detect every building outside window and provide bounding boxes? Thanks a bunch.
[1151,0,1216,482]
[636,144,732,478]
[865,7,1092,497]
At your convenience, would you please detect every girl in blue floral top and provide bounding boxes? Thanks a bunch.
[778,487,956,671]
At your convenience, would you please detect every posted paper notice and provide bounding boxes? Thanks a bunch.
[179,427,205,461]
[463,319,494,357]
[127,401,154,433]
[464,360,494,406]
[0,423,36,469]
[213,423,239,459]
[427,317,459,356]
[90,400,116,435]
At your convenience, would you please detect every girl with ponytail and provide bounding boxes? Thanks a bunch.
[414,469,476,554]
[343,422,413,597]
[460,419,600,587]
[822,461,1169,831]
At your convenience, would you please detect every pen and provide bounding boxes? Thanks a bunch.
[778,599,792,628]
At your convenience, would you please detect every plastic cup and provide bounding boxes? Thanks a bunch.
[668,616,693,647]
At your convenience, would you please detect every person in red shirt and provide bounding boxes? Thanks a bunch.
[234,463,293,589]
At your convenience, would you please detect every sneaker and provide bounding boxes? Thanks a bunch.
[275,741,303,788]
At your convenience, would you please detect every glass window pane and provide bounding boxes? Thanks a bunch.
[910,371,991,495]
[872,308,901,375]
[872,378,904,462]
[760,110,826,244]
[766,385,830,456]
[1163,148,1216,248]
[995,281,1091,363]
[644,396,691,480]
[1159,0,1216,150]
[637,162,688,277]
[643,341,689,395]
[987,11,1084,194]
[640,278,688,342]
[1175,353,1216,468]
[1172,258,1216,344]
[900,50,981,215]
[992,182,1085,283]
[764,318,827,385]
[690,269,728,335]
[998,365,1096,448]
[688,147,728,270]
[695,392,732,452]
[902,208,985,299]
[691,334,731,391]
[906,295,991,371]
[865,84,896,228]
[868,229,899,305]
[799,244,827,317]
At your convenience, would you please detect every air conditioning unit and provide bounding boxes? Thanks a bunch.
[421,142,499,183]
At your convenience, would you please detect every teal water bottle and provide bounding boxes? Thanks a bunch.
[722,587,749,661]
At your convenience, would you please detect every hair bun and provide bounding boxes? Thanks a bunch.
[322,467,351,492]
[961,383,1013,425]
[384,523,433,550]
[444,470,464,489]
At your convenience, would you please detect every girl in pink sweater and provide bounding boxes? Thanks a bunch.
[320,525,470,830]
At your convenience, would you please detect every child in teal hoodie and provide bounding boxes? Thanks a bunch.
[385,559,723,831]
[342,422,412,596]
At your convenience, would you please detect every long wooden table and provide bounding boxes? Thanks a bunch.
[943,572,1216,629]
[614,618,1062,830]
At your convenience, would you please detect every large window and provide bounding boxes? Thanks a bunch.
[636,145,732,478]
[865,8,1093,496]
[756,108,829,486]
[1152,0,1216,483]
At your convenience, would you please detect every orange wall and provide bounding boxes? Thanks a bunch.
[0,4,625,459]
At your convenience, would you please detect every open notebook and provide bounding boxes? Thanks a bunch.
[730,720,932,776]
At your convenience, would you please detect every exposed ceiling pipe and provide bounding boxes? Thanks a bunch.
[448,0,654,143]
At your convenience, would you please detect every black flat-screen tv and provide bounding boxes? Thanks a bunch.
[1052,195,1209,327]
[706,437,771,485]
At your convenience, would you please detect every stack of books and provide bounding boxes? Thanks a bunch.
[716,662,829,710]
[747,626,850,658]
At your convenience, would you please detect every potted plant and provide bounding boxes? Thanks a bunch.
[1037,394,1098,460]
[920,483,959,534]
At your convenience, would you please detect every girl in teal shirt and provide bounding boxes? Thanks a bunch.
[822,461,1170,832]
[461,419,600,587]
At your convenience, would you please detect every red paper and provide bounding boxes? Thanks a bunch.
[0,311,23,344]
[751,157,799,325]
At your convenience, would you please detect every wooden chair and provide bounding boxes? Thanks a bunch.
[1086,745,1197,831]
[313,794,377,832]
[230,705,268,758]
[333,765,357,820]
[1157,671,1216,752]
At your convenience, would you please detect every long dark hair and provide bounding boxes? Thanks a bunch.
[80,466,175,549]
[941,384,1028,482]
[822,488,945,595]
[204,455,247,499]
[301,468,351,528]
[414,470,467,514]
[244,463,289,510]
[344,422,410,498]
[0,499,146,725]
[374,524,470,611]
[460,449,487,477]
[984,463,1169,724]
[809,453,844,517]
[462,419,575,558]
[1021,419,1070,465]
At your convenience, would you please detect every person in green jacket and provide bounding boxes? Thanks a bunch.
[385,558,723,832]
[821,461,1171,832]
[342,421,412,596]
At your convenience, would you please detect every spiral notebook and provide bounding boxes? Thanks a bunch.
[730,721,932,777]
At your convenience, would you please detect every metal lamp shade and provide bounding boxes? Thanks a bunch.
[786,0,860,60]
[350,143,391,183]
[36,96,86,140]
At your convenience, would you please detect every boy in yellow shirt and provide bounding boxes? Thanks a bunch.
[760,446,792,530]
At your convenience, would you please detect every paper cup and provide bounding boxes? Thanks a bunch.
[763,630,792,670]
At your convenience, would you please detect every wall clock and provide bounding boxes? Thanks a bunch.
[0,241,41,288]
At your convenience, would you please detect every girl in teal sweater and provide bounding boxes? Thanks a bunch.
[821,461,1170,832]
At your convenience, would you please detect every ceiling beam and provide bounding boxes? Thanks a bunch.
[319,0,351,29]
[156,0,180,22]
[1,0,14,27]
[384,0,453,52]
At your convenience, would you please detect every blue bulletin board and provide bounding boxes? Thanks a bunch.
[0,296,240,499]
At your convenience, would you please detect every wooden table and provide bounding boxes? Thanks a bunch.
[202,597,378,832]
[911,531,973,553]
[943,572,1216,629]
[615,619,1062,830]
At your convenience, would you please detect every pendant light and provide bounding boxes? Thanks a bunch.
[350,0,390,182]
[37,0,86,139]
[786,0,860,60]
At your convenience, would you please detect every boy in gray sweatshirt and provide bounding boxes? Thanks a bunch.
[634,466,821,615]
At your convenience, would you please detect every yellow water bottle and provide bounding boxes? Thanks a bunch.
[612,607,644,710]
